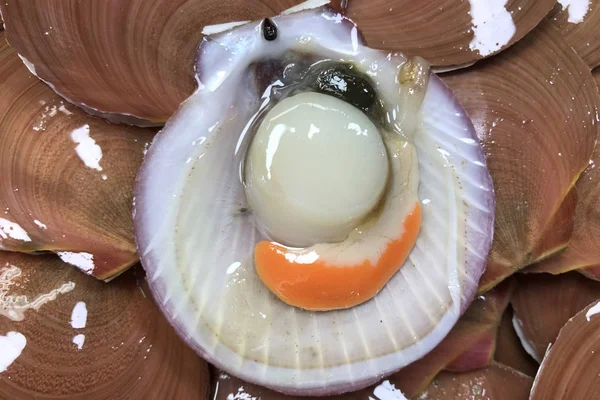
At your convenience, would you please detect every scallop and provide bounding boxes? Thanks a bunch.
[530,299,600,400]
[134,3,494,396]
[0,30,155,280]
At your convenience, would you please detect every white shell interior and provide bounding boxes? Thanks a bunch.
[134,6,494,395]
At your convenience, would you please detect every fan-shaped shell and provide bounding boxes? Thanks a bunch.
[527,69,600,280]
[0,252,209,399]
[348,0,557,68]
[511,272,600,362]
[0,0,307,125]
[209,276,513,399]
[530,300,600,400]
[0,31,155,280]
[418,363,533,400]
[387,279,514,397]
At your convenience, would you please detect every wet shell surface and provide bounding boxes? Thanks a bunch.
[527,133,600,279]
[0,252,210,399]
[548,0,600,69]
[0,0,599,398]
[0,31,155,280]
[530,300,600,400]
[348,0,557,68]
[494,308,539,377]
[134,5,494,395]
[209,278,512,399]
[0,0,308,125]
[511,272,600,362]
[442,19,600,292]
[386,279,514,397]
[212,362,533,400]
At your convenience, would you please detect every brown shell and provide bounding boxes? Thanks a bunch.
[0,251,209,399]
[211,369,377,400]
[416,363,533,400]
[348,0,556,68]
[494,308,539,377]
[0,31,155,280]
[527,68,600,279]
[0,0,305,124]
[583,68,600,280]
[548,0,600,69]
[511,272,600,362]
[580,265,600,280]
[441,19,600,292]
[530,300,600,400]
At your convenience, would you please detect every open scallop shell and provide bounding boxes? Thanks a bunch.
[347,0,557,68]
[0,252,209,399]
[134,5,494,395]
[211,280,514,399]
[0,0,309,125]
[530,300,600,400]
[548,0,600,69]
[511,272,600,362]
[0,31,155,280]
[441,19,600,292]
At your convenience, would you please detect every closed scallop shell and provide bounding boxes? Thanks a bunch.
[0,31,155,280]
[548,0,600,69]
[347,0,557,68]
[441,19,600,292]
[418,363,533,400]
[0,0,307,125]
[134,6,494,395]
[494,308,539,377]
[0,252,209,399]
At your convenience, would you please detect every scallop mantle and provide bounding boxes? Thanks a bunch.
[133,5,495,396]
